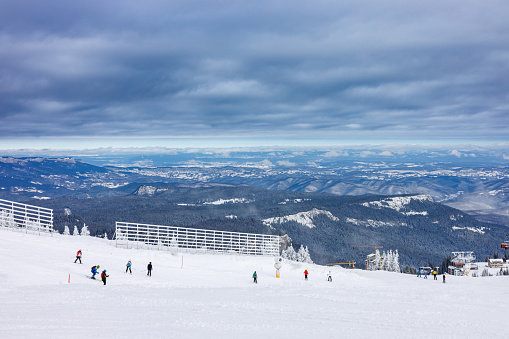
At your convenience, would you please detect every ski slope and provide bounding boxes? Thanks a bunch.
[0,229,507,339]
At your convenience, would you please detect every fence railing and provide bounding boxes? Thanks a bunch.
[115,222,279,256]
[0,198,54,234]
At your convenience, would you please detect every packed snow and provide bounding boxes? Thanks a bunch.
[1,228,508,338]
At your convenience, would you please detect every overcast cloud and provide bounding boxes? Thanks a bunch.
[1,0,508,148]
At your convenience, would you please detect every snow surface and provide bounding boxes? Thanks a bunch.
[1,229,508,339]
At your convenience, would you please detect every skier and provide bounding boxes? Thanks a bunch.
[417,268,421,278]
[91,265,100,279]
[74,249,82,264]
[147,262,152,276]
[304,269,309,280]
[253,271,257,284]
[442,274,446,283]
[126,260,132,274]
[327,271,332,282]
[424,272,428,279]
[101,270,109,285]
[433,270,437,280]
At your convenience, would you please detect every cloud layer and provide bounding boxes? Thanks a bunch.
[1,0,508,146]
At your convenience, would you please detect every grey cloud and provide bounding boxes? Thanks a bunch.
[0,0,508,143]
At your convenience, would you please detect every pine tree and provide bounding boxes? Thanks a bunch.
[80,224,90,236]
[103,232,108,239]
[381,251,387,271]
[282,245,297,261]
[63,225,70,235]
[299,246,314,264]
[73,226,79,236]
[393,250,400,273]
[375,249,381,270]
[387,250,394,272]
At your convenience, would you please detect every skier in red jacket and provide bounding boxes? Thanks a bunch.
[74,250,82,264]
[304,269,309,280]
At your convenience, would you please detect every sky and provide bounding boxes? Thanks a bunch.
[1,0,508,150]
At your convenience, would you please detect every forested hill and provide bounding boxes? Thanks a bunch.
[29,184,507,267]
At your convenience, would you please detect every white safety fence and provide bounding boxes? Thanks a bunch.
[115,222,280,256]
[0,198,54,234]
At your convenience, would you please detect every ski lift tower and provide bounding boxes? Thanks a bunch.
[451,251,476,267]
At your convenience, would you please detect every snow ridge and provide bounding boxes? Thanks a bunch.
[262,208,339,229]
[362,194,433,213]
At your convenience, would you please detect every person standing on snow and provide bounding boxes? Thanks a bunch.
[304,269,309,280]
[327,271,332,282]
[147,262,152,276]
[126,260,132,274]
[424,272,428,279]
[433,270,437,280]
[442,274,446,283]
[417,268,421,278]
[74,249,82,264]
[101,270,109,285]
[253,271,257,284]
[91,265,100,279]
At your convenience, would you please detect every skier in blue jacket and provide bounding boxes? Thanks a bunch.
[91,265,100,279]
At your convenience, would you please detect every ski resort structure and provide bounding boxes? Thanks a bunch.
[115,221,280,256]
[0,198,53,233]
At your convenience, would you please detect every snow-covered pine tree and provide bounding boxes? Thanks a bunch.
[103,232,108,239]
[375,249,381,270]
[80,224,90,236]
[72,226,79,236]
[387,250,394,272]
[282,245,297,261]
[63,225,70,235]
[381,251,388,271]
[393,250,401,273]
[296,245,305,262]
[301,246,314,264]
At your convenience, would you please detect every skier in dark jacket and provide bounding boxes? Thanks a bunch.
[74,250,82,264]
[147,262,152,276]
[101,270,109,285]
[253,271,257,283]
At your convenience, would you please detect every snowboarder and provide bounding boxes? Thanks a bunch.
[91,265,100,279]
[253,271,257,284]
[126,260,132,274]
[101,270,109,285]
[304,269,309,280]
[147,262,152,276]
[442,274,446,283]
[433,270,437,280]
[327,271,332,282]
[74,249,82,264]
[417,268,421,278]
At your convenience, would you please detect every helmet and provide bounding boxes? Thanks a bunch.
[103,270,107,272]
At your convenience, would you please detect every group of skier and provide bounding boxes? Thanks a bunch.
[417,268,446,283]
[73,250,154,285]
[252,268,333,283]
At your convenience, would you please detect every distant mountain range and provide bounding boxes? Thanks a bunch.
[1,156,508,268]
[1,156,508,226]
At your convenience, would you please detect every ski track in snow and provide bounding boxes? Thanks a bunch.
[1,229,508,338]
